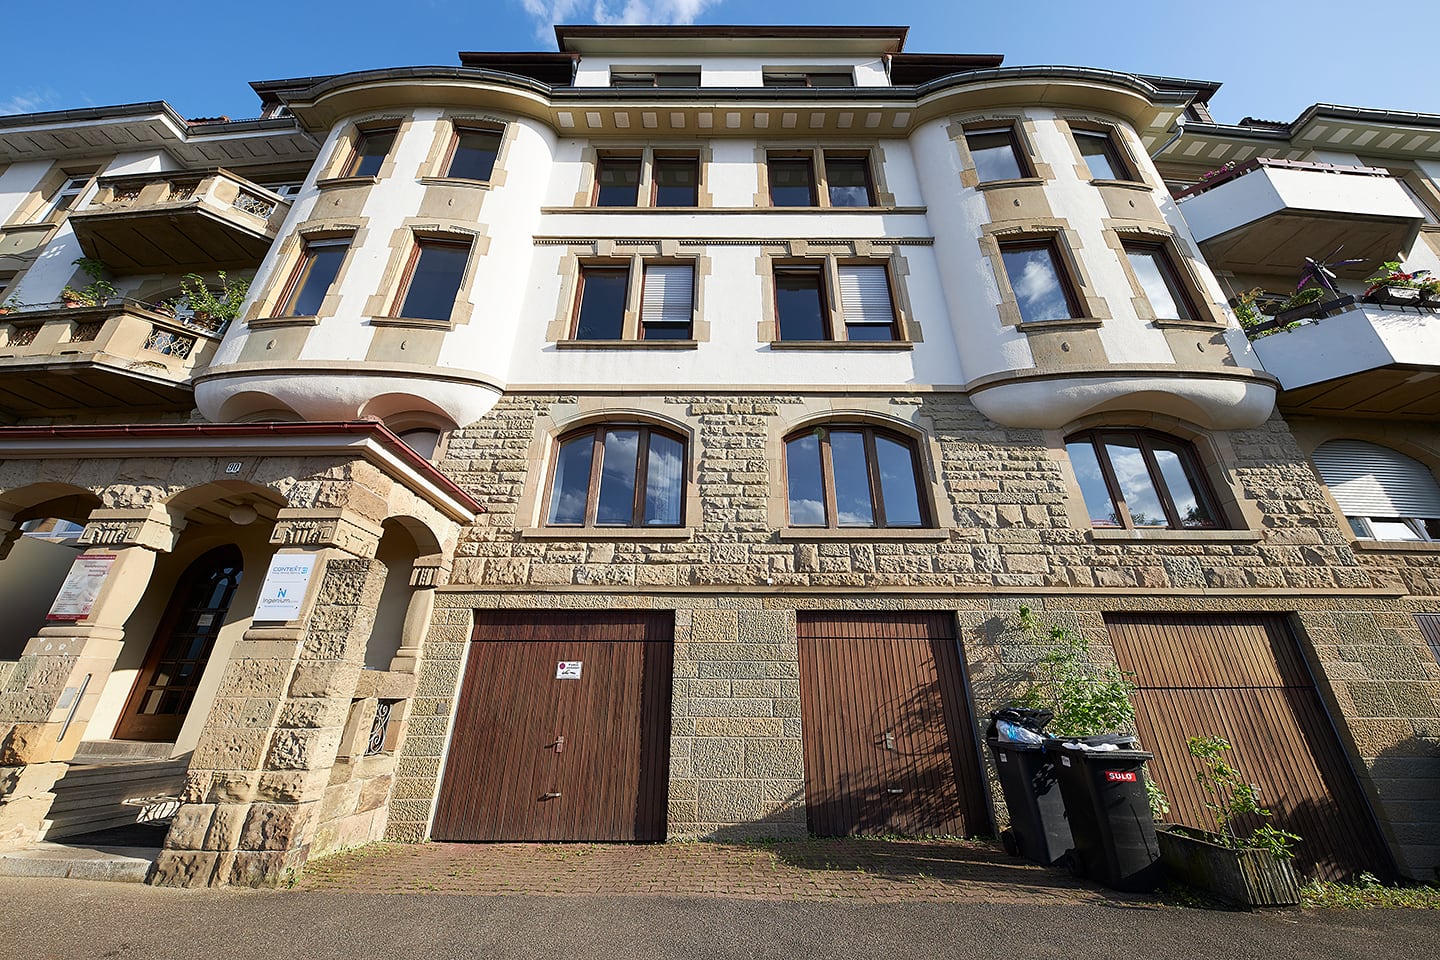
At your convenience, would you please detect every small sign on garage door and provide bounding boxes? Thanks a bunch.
[556,661,583,679]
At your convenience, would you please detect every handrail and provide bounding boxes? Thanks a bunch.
[1174,157,1392,201]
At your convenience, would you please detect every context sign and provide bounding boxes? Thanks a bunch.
[254,554,317,621]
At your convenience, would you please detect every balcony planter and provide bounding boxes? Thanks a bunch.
[1363,285,1422,307]
[1156,825,1300,908]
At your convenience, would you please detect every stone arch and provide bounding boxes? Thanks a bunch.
[0,481,102,522]
[213,390,303,423]
[0,483,101,660]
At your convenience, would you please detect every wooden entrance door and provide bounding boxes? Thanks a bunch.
[1105,613,1393,880]
[798,612,988,837]
[431,611,673,842]
[115,545,243,742]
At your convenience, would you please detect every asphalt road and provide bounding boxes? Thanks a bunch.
[2,878,1438,960]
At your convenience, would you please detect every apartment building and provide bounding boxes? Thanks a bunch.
[0,25,1435,888]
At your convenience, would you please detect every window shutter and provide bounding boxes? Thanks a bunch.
[640,264,693,328]
[838,265,894,326]
[1312,440,1440,518]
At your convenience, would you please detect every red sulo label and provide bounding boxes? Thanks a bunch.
[1105,770,1138,782]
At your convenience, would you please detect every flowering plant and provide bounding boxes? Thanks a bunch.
[1199,161,1237,181]
[1363,261,1429,295]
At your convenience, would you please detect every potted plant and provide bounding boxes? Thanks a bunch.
[1155,736,1302,908]
[169,271,249,331]
[59,257,118,308]
[0,296,23,317]
[1270,285,1328,325]
[1420,275,1440,308]
[1362,261,1426,305]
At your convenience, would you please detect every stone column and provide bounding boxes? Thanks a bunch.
[388,554,450,674]
[152,507,386,888]
[0,507,183,846]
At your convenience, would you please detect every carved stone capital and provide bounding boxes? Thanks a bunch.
[410,554,452,588]
[78,507,186,552]
[269,509,383,558]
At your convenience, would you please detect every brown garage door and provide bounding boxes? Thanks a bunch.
[432,611,672,842]
[1106,613,1392,880]
[798,612,989,837]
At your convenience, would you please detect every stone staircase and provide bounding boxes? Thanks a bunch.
[42,741,190,842]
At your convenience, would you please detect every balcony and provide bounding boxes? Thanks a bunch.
[1175,158,1426,278]
[68,169,292,274]
[1248,297,1440,418]
[0,299,224,414]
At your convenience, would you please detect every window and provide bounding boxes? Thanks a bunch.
[653,157,699,206]
[393,239,470,321]
[346,127,397,178]
[768,157,815,207]
[611,71,700,88]
[762,72,852,87]
[546,424,685,527]
[278,238,348,317]
[785,425,927,528]
[773,262,898,343]
[573,262,695,341]
[595,155,642,206]
[998,239,1081,323]
[1073,129,1132,182]
[1066,430,1222,530]
[0,270,15,301]
[1122,242,1196,321]
[574,266,630,339]
[37,175,89,222]
[1312,440,1440,542]
[966,128,1028,182]
[825,156,874,207]
[445,126,501,181]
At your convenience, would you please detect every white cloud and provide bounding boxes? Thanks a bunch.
[518,0,722,41]
[0,91,57,116]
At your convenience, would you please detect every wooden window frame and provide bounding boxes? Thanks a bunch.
[390,236,473,321]
[997,237,1085,323]
[823,154,876,207]
[1072,127,1137,182]
[543,424,687,528]
[965,126,1032,183]
[572,263,632,340]
[767,155,817,207]
[345,126,399,178]
[1121,240,1199,322]
[275,237,350,317]
[442,124,503,182]
[594,154,644,207]
[651,155,701,207]
[773,263,831,341]
[783,425,931,529]
[1066,428,1226,531]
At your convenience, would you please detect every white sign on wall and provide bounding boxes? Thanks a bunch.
[556,661,583,680]
[46,554,117,621]
[254,554,317,621]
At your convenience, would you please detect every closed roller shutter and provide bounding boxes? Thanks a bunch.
[837,264,895,331]
[640,264,693,333]
[1312,440,1440,518]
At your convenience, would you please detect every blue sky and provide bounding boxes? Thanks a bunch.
[3,1,1431,125]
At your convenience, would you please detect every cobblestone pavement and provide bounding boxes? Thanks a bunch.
[300,838,1135,905]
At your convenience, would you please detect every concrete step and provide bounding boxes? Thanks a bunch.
[0,842,155,883]
[43,758,189,841]
[70,739,176,763]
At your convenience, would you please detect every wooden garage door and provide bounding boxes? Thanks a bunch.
[1106,613,1392,880]
[432,611,672,842]
[798,612,988,837]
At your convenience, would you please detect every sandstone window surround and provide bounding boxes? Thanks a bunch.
[981,223,1109,329]
[390,237,473,323]
[543,423,688,528]
[1062,121,1146,185]
[1106,225,1226,328]
[316,115,413,186]
[1065,428,1226,531]
[274,237,351,318]
[761,148,887,208]
[346,126,399,178]
[782,423,931,529]
[576,146,709,209]
[1312,439,1440,544]
[7,165,98,226]
[552,251,705,348]
[951,117,1053,191]
[247,223,367,326]
[761,250,916,347]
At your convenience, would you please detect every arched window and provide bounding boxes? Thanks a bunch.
[545,424,686,527]
[1312,440,1440,541]
[784,425,928,528]
[1066,429,1222,530]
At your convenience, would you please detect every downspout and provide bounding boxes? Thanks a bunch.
[1149,116,1186,160]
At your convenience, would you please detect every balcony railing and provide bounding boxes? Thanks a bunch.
[68,168,292,273]
[0,299,225,412]
[1175,158,1426,278]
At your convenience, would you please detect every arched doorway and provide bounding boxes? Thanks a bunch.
[114,545,243,742]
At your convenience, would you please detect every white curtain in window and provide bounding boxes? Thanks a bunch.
[837,264,895,327]
[1312,440,1440,518]
[640,264,694,327]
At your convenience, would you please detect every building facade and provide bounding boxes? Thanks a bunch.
[0,25,1436,887]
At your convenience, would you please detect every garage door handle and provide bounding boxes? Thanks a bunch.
[542,792,561,800]
[886,788,904,795]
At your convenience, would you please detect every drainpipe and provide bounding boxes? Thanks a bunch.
[1149,117,1186,160]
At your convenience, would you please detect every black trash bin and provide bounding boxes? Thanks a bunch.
[985,708,1071,866]
[1047,739,1161,892]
